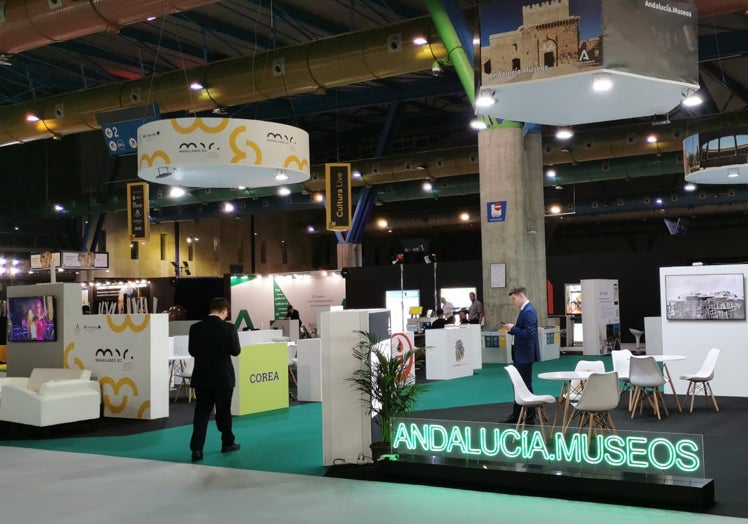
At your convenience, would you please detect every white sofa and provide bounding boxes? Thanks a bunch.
[0,368,101,427]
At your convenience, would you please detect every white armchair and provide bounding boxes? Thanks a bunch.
[0,368,101,427]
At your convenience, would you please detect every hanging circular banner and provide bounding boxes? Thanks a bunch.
[137,117,310,188]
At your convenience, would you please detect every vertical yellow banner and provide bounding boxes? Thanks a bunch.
[127,182,150,241]
[325,163,351,231]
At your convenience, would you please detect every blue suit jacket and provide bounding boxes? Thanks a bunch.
[508,302,540,364]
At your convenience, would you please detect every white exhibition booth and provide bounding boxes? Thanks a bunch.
[659,264,748,397]
[425,325,479,380]
[581,279,621,356]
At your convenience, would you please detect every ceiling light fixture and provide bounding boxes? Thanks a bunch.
[274,169,288,181]
[222,202,235,213]
[681,88,703,107]
[169,186,186,198]
[459,212,470,222]
[647,134,658,143]
[377,218,388,228]
[592,73,613,92]
[53,204,64,212]
[26,114,40,123]
[549,205,562,214]
[352,170,362,179]
[684,183,697,192]
[727,168,740,178]
[422,181,433,192]
[277,186,291,197]
[475,89,497,108]
[412,36,428,46]
[546,169,557,178]
[189,82,205,91]
[307,225,316,233]
[312,192,324,203]
[470,118,487,131]
[556,127,573,140]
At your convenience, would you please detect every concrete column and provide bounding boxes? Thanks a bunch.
[479,127,548,329]
[337,243,362,269]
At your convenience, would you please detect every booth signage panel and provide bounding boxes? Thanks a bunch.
[487,201,507,223]
[325,163,351,231]
[392,418,705,478]
[236,342,289,415]
[127,182,150,241]
[60,251,109,269]
[66,314,169,419]
[30,251,61,269]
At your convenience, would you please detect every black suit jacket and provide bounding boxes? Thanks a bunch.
[188,315,241,388]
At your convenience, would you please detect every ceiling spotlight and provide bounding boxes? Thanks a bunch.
[146,16,157,21]
[549,205,562,214]
[684,183,697,192]
[470,118,487,130]
[275,169,288,181]
[277,186,291,197]
[312,192,324,203]
[592,73,613,92]
[377,218,388,228]
[26,113,40,123]
[422,181,433,191]
[476,89,498,108]
[222,202,235,213]
[655,198,663,205]
[237,186,246,190]
[412,36,428,46]
[306,225,316,233]
[189,81,205,91]
[352,170,362,179]
[54,204,64,212]
[646,134,658,143]
[556,127,573,140]
[169,186,186,198]
[727,168,740,178]
[546,169,557,178]
[681,89,703,107]
[459,212,470,222]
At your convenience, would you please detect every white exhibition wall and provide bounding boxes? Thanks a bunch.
[660,264,748,397]
[230,271,345,331]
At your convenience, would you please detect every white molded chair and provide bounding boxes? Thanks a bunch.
[629,356,667,419]
[680,348,720,413]
[629,328,644,349]
[566,371,620,436]
[565,360,605,403]
[611,349,633,407]
[504,365,556,435]
[173,358,195,403]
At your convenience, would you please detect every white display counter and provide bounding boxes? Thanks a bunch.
[425,326,474,380]
[539,326,561,361]
[481,330,513,364]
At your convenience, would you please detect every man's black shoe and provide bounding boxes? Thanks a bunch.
[191,450,203,462]
[221,443,241,453]
[503,415,519,423]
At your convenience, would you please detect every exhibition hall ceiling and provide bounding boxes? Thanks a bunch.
[0,0,747,244]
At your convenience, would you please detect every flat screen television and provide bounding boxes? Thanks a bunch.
[6,295,57,342]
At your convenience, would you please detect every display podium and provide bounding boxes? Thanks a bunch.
[320,308,390,466]
[425,326,474,380]
[231,340,289,416]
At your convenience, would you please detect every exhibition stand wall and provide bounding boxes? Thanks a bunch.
[296,338,322,402]
[644,316,663,354]
[320,308,390,466]
[67,313,170,420]
[659,264,748,396]
[581,279,621,355]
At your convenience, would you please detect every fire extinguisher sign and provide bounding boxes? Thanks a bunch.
[487,201,507,222]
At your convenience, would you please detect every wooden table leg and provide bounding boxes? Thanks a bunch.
[551,382,567,430]
[663,363,683,412]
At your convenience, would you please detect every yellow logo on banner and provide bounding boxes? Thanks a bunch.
[284,155,309,172]
[63,342,86,370]
[229,125,262,164]
[100,376,139,414]
[170,118,229,134]
[138,151,171,168]
[106,315,150,333]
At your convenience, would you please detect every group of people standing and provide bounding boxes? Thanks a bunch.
[432,292,484,328]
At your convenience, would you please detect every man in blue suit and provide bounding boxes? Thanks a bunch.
[503,286,541,423]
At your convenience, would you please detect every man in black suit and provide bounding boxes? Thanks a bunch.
[503,286,541,424]
[188,297,242,461]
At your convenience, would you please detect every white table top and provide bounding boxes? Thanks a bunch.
[630,354,686,363]
[538,370,594,381]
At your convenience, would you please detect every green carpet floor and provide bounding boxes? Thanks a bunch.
[2,356,608,474]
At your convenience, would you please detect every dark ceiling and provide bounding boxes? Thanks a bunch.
[0,0,747,252]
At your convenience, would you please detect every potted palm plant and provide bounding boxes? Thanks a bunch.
[349,330,427,461]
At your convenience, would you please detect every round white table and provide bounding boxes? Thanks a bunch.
[538,370,595,430]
